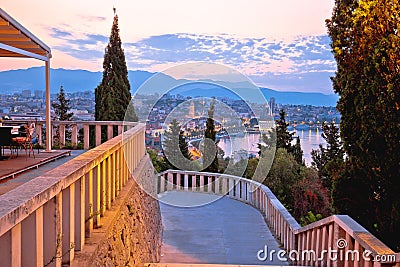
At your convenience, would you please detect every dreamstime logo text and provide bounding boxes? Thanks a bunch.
[257,239,396,263]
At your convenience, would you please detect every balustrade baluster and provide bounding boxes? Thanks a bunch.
[207,176,212,193]
[167,172,173,191]
[43,193,62,267]
[83,124,90,150]
[62,184,75,264]
[222,177,227,195]
[11,223,21,267]
[107,125,113,140]
[116,149,120,196]
[111,154,116,201]
[59,124,65,147]
[85,170,93,238]
[93,165,101,228]
[71,124,78,149]
[21,207,43,267]
[74,177,85,251]
[100,160,106,216]
[95,125,101,146]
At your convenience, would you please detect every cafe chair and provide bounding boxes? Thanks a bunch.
[12,123,36,159]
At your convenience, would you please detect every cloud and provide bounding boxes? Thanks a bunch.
[78,15,107,23]
[48,28,73,39]
[50,28,108,61]
[49,28,336,93]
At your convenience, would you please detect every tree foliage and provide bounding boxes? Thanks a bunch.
[95,12,137,122]
[292,168,331,220]
[276,109,294,152]
[292,136,304,165]
[258,130,276,158]
[264,148,301,210]
[264,148,330,221]
[162,119,193,170]
[147,149,168,173]
[274,109,303,164]
[203,98,219,173]
[52,86,74,147]
[327,0,400,249]
[311,122,344,190]
[179,130,192,161]
[52,86,73,121]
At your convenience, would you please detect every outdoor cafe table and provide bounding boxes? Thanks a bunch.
[0,126,20,160]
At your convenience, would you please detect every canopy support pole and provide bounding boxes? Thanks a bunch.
[45,60,51,152]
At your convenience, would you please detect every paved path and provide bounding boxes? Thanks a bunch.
[159,191,288,265]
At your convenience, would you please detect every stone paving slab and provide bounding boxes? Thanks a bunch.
[159,191,289,266]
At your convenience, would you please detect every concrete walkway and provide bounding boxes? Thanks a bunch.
[159,191,288,265]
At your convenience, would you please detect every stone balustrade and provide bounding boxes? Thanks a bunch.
[295,215,399,267]
[3,120,137,149]
[158,170,400,267]
[0,123,146,267]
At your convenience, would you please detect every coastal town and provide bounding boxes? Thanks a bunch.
[0,90,94,121]
[0,89,340,150]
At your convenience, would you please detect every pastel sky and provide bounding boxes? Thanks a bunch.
[1,0,336,94]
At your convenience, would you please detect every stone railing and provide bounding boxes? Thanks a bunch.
[0,123,146,267]
[157,170,400,267]
[3,120,137,149]
[295,215,400,267]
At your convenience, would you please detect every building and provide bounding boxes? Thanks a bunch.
[34,90,44,99]
[22,89,32,98]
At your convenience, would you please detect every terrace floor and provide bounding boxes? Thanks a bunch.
[0,149,85,196]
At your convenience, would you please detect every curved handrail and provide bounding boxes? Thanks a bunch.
[157,169,399,266]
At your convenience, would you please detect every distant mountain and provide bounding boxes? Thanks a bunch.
[260,88,338,107]
[0,67,157,94]
[0,67,338,106]
[0,67,99,94]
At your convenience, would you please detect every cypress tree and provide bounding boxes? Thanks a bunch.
[178,130,192,161]
[162,119,180,170]
[275,109,303,165]
[163,119,192,170]
[311,122,344,192]
[203,98,219,173]
[276,109,294,152]
[322,122,343,162]
[292,136,303,165]
[327,0,400,249]
[95,10,137,122]
[311,122,343,173]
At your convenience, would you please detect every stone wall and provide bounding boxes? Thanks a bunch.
[72,155,162,267]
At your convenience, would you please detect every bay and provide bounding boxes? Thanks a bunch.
[217,129,327,166]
